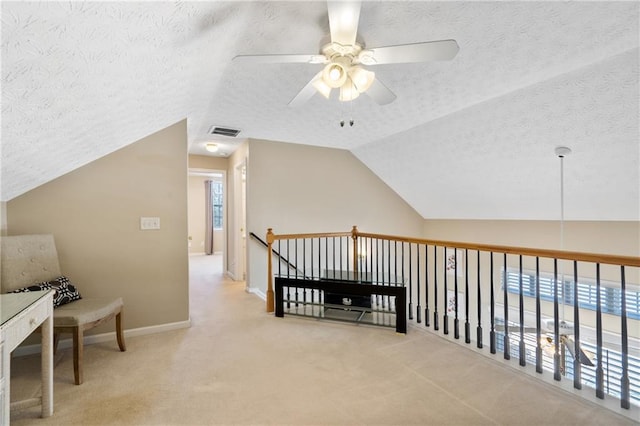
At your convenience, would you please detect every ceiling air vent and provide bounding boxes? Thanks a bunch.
[208,126,241,138]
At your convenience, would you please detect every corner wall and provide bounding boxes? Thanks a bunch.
[246,139,425,296]
[6,120,190,332]
[0,202,6,236]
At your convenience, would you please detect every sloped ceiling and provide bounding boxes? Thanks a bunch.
[2,1,638,220]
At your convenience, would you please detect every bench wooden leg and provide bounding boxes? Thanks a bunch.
[116,311,126,352]
[72,327,84,385]
[53,332,61,355]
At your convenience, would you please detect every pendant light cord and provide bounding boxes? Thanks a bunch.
[560,154,565,253]
[560,154,565,324]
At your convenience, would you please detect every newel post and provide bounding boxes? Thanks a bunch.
[266,228,275,313]
[351,225,359,277]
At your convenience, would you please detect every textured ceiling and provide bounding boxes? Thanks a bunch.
[2,1,639,220]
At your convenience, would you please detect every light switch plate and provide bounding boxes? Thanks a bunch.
[140,217,160,230]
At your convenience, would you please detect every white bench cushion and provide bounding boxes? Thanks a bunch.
[54,298,123,327]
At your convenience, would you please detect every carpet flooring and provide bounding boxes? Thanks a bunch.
[8,254,638,425]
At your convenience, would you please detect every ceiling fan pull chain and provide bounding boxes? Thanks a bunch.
[350,96,354,127]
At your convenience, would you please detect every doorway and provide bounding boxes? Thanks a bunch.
[187,169,226,264]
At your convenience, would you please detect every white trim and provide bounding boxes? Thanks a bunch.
[13,319,192,357]
[188,168,223,178]
[247,287,266,301]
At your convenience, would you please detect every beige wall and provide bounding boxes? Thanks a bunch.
[423,219,640,256]
[6,120,190,333]
[246,139,424,296]
[189,154,228,171]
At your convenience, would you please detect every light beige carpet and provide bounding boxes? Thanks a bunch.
[9,254,638,425]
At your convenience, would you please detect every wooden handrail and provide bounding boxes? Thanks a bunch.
[268,228,639,267]
[268,231,352,240]
[354,231,640,267]
[265,227,640,313]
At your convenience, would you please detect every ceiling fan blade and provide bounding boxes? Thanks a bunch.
[495,324,538,334]
[360,40,459,65]
[579,348,596,367]
[562,336,595,367]
[327,1,361,46]
[233,54,326,64]
[563,336,577,357]
[365,78,396,105]
[288,71,323,107]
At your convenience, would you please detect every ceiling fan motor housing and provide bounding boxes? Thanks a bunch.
[321,42,362,62]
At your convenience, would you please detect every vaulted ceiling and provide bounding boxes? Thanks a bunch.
[2,1,638,220]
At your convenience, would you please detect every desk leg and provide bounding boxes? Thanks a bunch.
[2,338,9,425]
[41,313,53,417]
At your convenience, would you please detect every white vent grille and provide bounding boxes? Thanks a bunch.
[208,126,241,137]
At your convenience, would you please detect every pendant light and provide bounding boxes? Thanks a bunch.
[555,146,571,327]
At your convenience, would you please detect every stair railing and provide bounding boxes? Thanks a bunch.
[250,232,306,275]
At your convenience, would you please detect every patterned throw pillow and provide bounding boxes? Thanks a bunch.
[12,276,82,308]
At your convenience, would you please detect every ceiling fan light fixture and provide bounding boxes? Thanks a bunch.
[205,143,219,153]
[312,78,332,99]
[339,80,360,101]
[322,61,348,88]
[349,66,375,93]
[329,67,341,80]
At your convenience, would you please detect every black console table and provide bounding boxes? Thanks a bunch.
[274,276,407,333]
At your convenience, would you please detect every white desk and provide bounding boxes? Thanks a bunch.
[1,291,54,424]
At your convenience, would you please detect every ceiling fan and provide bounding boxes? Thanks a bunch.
[233,1,459,107]
[497,320,595,373]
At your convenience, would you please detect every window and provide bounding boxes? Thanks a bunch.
[503,269,640,320]
[212,180,223,229]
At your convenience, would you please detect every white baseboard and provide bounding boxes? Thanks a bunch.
[13,319,192,357]
[247,287,266,301]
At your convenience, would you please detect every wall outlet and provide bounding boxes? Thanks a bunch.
[140,217,160,230]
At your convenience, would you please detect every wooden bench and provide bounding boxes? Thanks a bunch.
[1,234,126,385]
